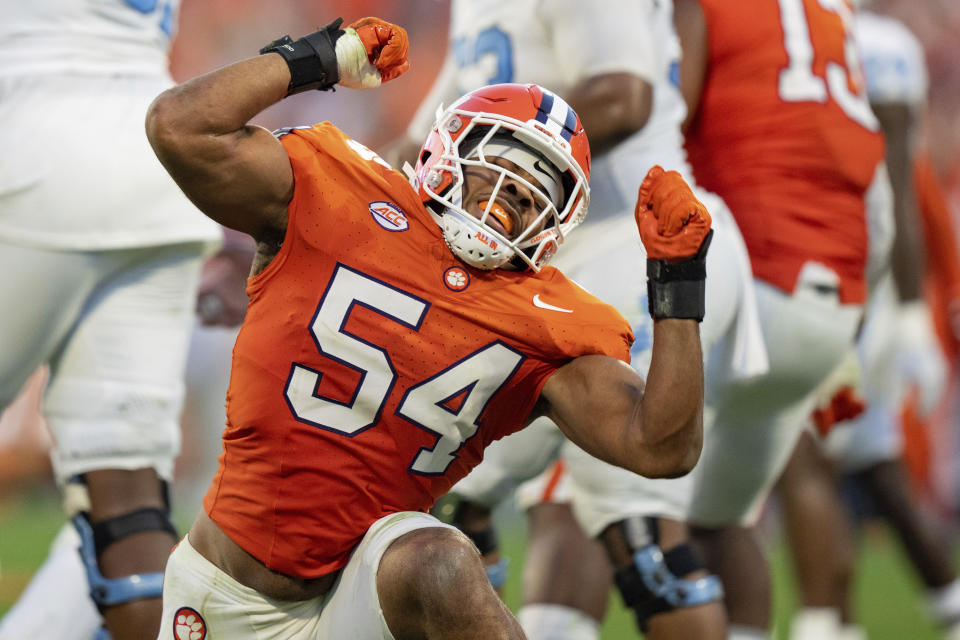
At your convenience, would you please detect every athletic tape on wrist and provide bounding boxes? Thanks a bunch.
[646,229,713,321]
[260,18,345,95]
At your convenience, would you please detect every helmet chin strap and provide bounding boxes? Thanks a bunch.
[439,207,517,270]
[424,130,568,273]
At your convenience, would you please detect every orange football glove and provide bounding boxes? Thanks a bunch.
[812,386,866,437]
[634,165,712,261]
[809,348,864,437]
[348,17,410,83]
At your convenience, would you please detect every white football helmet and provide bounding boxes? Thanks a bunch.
[414,83,591,271]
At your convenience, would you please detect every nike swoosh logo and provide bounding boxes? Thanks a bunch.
[533,294,574,313]
[532,159,552,180]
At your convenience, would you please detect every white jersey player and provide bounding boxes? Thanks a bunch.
[0,0,219,249]
[0,1,220,639]
[403,1,766,637]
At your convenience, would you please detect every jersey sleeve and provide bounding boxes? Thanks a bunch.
[539,268,634,363]
[240,126,331,297]
[279,122,370,178]
[275,123,352,257]
[541,0,657,85]
[279,122,399,212]
[247,123,400,297]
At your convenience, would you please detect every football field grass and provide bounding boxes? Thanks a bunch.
[0,487,951,639]
[495,513,948,639]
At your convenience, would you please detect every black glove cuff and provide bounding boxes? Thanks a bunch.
[646,229,713,322]
[260,18,345,95]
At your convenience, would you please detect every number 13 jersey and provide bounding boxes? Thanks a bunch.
[203,123,633,579]
[685,0,885,304]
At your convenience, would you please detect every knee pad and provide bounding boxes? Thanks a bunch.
[67,477,177,611]
[611,518,724,631]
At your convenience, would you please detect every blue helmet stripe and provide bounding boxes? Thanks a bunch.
[560,104,577,141]
[536,90,577,142]
[536,91,554,126]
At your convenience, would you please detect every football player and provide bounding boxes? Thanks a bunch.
[145,15,714,639]
[674,0,891,637]
[779,7,960,640]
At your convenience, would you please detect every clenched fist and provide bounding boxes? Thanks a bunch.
[338,17,410,89]
[634,165,712,261]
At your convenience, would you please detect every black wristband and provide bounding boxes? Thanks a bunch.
[260,18,345,95]
[646,229,713,321]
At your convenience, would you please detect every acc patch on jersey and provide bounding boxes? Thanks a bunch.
[369,201,409,232]
[173,606,206,640]
[443,266,471,292]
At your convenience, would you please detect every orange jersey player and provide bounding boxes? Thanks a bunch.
[900,151,960,498]
[207,124,633,577]
[683,0,885,305]
[672,0,891,637]
[915,153,960,363]
[146,15,714,640]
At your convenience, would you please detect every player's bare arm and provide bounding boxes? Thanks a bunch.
[146,53,293,244]
[539,166,712,479]
[566,72,653,156]
[873,100,924,302]
[146,18,410,247]
[673,0,709,134]
[541,320,704,479]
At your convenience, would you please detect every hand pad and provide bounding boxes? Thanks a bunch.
[635,165,712,261]
[338,17,410,89]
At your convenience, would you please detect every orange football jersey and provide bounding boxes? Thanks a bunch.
[685,0,885,304]
[203,123,633,578]
[915,153,960,362]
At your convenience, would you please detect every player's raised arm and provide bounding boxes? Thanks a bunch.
[564,72,652,156]
[540,166,712,478]
[145,17,410,242]
[673,0,709,134]
[549,0,657,155]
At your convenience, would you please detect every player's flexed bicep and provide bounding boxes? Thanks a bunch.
[146,17,410,242]
[541,321,703,480]
[542,166,712,479]
[540,355,651,470]
[146,53,293,240]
